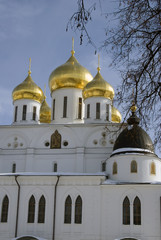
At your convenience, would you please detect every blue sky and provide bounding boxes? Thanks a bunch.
[0,0,121,125]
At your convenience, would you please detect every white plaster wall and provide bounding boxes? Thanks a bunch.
[13,99,41,124]
[84,97,112,123]
[0,175,161,240]
[106,154,161,182]
[51,88,84,124]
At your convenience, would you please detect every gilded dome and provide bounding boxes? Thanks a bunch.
[40,97,51,123]
[111,106,122,123]
[12,72,44,103]
[82,68,114,100]
[48,51,93,92]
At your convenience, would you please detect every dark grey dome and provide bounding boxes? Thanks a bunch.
[112,111,154,156]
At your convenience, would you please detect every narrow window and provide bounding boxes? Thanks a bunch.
[63,96,67,118]
[87,104,90,118]
[22,105,27,120]
[28,195,35,223]
[150,162,156,175]
[123,196,130,225]
[38,196,45,223]
[102,162,106,172]
[106,104,109,121]
[75,196,82,224]
[96,103,100,119]
[113,162,117,174]
[14,106,18,122]
[53,99,55,120]
[53,163,57,172]
[32,106,37,121]
[78,98,82,119]
[133,197,141,225]
[12,163,16,173]
[64,196,72,224]
[1,195,9,222]
[131,160,137,173]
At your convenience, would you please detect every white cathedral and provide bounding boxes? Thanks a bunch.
[0,43,160,240]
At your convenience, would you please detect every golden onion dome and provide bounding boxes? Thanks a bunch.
[82,67,115,100]
[12,59,44,103]
[40,97,51,123]
[111,106,122,123]
[48,43,93,92]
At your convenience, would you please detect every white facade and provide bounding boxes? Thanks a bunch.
[0,51,160,240]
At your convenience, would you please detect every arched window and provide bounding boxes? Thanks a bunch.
[64,195,72,224]
[131,160,137,173]
[27,195,35,223]
[87,104,90,118]
[22,105,27,120]
[53,99,55,120]
[78,98,82,119]
[50,130,61,149]
[150,162,156,175]
[1,195,9,222]
[63,96,67,118]
[133,197,141,225]
[53,163,57,172]
[123,196,130,225]
[32,106,37,121]
[75,196,82,224]
[102,162,106,172]
[113,162,117,174]
[38,195,45,223]
[96,103,100,119]
[14,106,18,122]
[12,163,16,173]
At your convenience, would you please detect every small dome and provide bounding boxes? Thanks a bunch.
[49,52,93,92]
[112,107,154,155]
[40,98,51,123]
[12,73,44,103]
[82,68,114,100]
[111,106,122,123]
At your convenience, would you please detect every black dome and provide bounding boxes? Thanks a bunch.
[112,111,154,155]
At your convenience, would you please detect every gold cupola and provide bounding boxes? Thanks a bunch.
[48,38,93,92]
[82,56,114,100]
[12,58,44,103]
[111,106,122,123]
[40,96,51,124]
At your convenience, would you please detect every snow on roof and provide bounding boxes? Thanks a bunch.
[102,179,161,185]
[12,235,47,240]
[0,172,106,177]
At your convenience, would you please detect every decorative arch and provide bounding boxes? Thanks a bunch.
[131,160,137,173]
[64,195,72,223]
[133,196,141,225]
[122,196,130,225]
[38,195,46,223]
[1,195,9,222]
[27,195,35,223]
[50,130,61,149]
[75,195,82,224]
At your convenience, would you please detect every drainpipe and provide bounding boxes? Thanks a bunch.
[52,175,60,240]
[15,175,20,238]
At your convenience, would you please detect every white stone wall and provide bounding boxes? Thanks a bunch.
[51,88,84,124]
[106,153,161,182]
[13,99,41,125]
[84,97,112,123]
[0,175,160,240]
